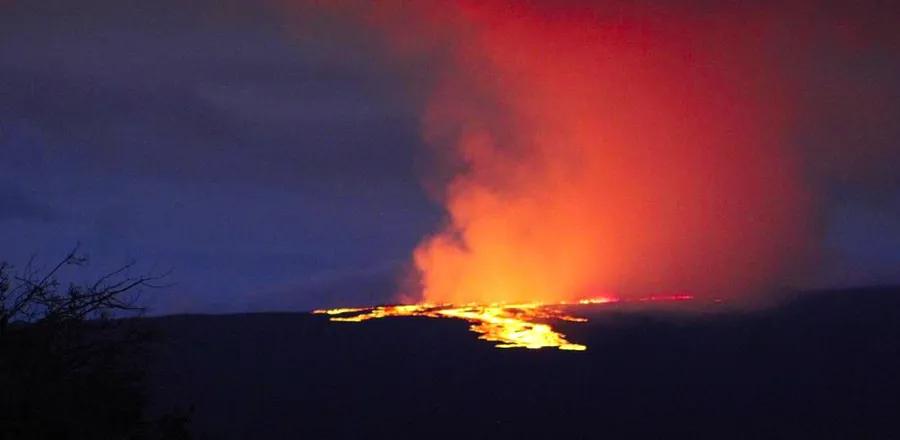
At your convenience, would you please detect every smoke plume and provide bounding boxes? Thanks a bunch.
[289,1,899,304]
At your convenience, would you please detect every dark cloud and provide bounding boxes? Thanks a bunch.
[0,0,438,313]
[0,0,423,188]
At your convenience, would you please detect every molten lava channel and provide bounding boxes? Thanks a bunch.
[314,295,693,351]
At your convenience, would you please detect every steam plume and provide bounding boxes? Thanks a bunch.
[289,1,899,304]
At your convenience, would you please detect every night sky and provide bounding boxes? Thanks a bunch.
[2,0,898,314]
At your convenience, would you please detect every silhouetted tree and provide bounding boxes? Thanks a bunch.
[0,246,190,440]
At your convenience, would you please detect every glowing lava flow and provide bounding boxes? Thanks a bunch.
[314,295,693,351]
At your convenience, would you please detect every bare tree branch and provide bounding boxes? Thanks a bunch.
[1,247,167,328]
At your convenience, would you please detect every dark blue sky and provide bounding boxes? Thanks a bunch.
[1,0,898,314]
[0,0,441,313]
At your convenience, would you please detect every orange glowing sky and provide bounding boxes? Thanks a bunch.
[376,1,812,304]
[284,0,897,306]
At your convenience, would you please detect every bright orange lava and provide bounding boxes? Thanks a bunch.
[314,295,693,351]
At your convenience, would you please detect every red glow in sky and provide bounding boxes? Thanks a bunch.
[286,0,898,305]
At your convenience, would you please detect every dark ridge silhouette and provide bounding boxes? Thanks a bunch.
[0,250,188,440]
[146,286,900,439]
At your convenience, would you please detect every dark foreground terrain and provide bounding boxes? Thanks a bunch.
[146,287,900,439]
